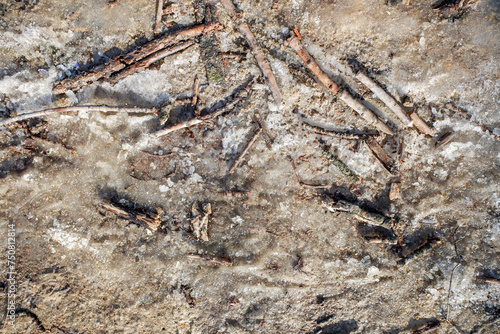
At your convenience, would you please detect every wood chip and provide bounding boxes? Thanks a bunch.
[389,182,401,201]
[434,131,458,151]
[363,137,395,173]
[190,202,212,241]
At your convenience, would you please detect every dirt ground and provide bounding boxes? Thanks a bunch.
[0,0,499,333]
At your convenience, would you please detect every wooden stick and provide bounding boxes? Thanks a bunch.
[434,132,458,150]
[229,128,262,174]
[363,137,394,173]
[108,41,195,86]
[154,0,164,34]
[354,71,413,127]
[324,200,389,226]
[0,105,157,126]
[151,76,253,137]
[302,121,379,140]
[220,0,282,109]
[191,75,200,106]
[187,253,233,266]
[253,112,273,149]
[410,112,437,136]
[53,22,221,94]
[287,35,394,135]
[101,201,160,231]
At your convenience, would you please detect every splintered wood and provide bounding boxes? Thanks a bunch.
[220,0,282,109]
[323,199,389,226]
[363,137,395,173]
[287,34,394,135]
[190,202,212,241]
[434,131,458,150]
[52,22,221,94]
[0,105,157,126]
[101,201,161,231]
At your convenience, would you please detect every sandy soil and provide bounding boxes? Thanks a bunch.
[0,0,499,333]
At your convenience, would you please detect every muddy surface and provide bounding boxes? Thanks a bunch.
[0,0,499,333]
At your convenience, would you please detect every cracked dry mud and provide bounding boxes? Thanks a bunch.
[0,0,499,333]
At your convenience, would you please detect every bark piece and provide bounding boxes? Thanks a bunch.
[389,182,401,201]
[434,131,458,150]
[363,137,395,173]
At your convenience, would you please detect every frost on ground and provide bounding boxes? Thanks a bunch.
[0,0,499,333]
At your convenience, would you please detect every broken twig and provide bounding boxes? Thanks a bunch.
[154,0,164,34]
[151,76,253,137]
[303,121,378,140]
[253,112,273,149]
[53,22,221,94]
[108,41,195,86]
[363,137,394,173]
[220,0,282,109]
[0,105,157,126]
[434,131,458,150]
[354,70,413,127]
[229,128,262,174]
[286,34,394,135]
[188,253,233,266]
[410,112,437,136]
[101,201,161,231]
[324,199,390,226]
[191,75,200,106]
